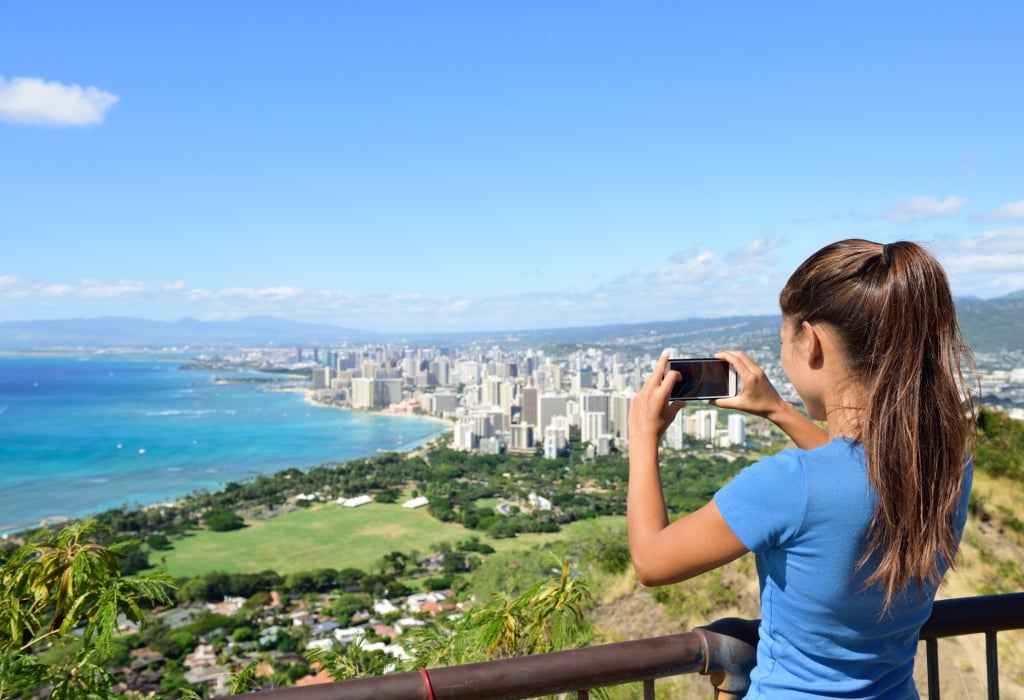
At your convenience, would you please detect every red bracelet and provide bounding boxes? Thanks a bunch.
[420,668,436,700]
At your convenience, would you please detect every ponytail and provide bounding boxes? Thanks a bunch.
[780,239,975,609]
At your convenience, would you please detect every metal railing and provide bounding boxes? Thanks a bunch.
[920,592,1024,700]
[223,593,1024,699]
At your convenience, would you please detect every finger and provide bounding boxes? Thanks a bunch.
[716,350,759,382]
[656,352,683,397]
[650,351,674,388]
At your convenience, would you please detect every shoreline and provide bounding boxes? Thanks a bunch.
[296,386,454,430]
[1,390,452,539]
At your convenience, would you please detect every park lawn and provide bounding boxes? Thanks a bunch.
[157,503,626,578]
[158,502,472,577]
[485,515,627,557]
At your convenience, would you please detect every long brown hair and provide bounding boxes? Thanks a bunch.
[779,239,975,609]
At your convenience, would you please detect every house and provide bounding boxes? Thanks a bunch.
[420,601,442,615]
[311,620,340,636]
[295,664,334,686]
[338,494,373,507]
[528,492,552,511]
[184,665,231,693]
[333,626,366,645]
[404,593,433,612]
[258,625,282,647]
[290,611,316,627]
[371,623,399,639]
[184,642,217,670]
[394,617,425,635]
[373,599,398,616]
[208,595,247,615]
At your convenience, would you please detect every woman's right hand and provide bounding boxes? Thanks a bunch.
[710,350,786,419]
[711,350,829,449]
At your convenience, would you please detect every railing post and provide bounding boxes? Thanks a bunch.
[695,617,760,699]
[925,637,940,700]
[985,631,998,700]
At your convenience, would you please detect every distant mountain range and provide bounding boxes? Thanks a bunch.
[954,290,1024,354]
[0,292,1021,353]
[0,315,369,349]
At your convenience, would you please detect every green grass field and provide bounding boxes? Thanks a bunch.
[158,503,463,577]
[156,503,618,577]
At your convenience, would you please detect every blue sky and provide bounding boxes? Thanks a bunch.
[2,2,1022,333]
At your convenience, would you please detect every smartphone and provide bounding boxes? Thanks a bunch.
[665,358,738,401]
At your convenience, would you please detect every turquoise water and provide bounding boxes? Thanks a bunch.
[0,354,447,531]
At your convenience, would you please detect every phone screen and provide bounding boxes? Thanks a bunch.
[667,359,734,400]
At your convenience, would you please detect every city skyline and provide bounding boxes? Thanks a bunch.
[2,3,1023,332]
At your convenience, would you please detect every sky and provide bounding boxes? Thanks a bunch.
[1,2,1022,333]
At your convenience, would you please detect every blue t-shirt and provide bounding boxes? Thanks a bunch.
[714,438,972,699]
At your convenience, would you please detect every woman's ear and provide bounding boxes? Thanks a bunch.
[801,320,825,369]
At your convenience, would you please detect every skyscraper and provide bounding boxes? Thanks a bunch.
[727,414,746,447]
[539,394,569,432]
[521,386,539,427]
[694,409,718,442]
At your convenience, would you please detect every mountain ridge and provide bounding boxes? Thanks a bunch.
[0,291,1020,351]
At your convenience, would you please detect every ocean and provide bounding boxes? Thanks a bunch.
[0,353,448,533]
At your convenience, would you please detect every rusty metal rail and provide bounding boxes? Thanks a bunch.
[221,593,1024,699]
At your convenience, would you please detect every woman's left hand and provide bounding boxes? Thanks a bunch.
[628,352,686,443]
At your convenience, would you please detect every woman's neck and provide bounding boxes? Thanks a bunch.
[823,385,866,440]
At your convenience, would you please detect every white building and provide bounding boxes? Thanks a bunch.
[457,360,482,386]
[694,409,719,442]
[508,424,536,454]
[351,377,403,409]
[581,411,608,444]
[429,391,459,416]
[539,393,569,432]
[611,391,633,440]
[351,377,374,408]
[311,367,333,390]
[452,418,477,451]
[727,414,746,447]
[544,424,569,459]
[665,411,686,450]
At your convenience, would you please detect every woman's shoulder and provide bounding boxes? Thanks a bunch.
[753,436,859,471]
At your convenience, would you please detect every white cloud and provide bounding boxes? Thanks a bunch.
[0,76,119,126]
[932,228,1024,297]
[976,200,1024,222]
[80,278,147,298]
[725,234,785,266]
[0,234,798,331]
[658,250,718,285]
[878,195,966,222]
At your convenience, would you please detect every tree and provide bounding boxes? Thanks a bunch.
[147,533,172,550]
[375,487,401,503]
[377,550,409,578]
[203,507,245,531]
[331,593,373,624]
[0,519,175,699]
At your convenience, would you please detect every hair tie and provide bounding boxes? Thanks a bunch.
[881,244,892,266]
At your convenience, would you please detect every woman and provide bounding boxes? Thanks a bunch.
[627,239,975,698]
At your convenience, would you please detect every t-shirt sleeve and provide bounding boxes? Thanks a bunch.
[714,449,808,553]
